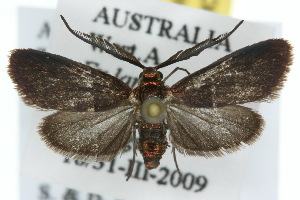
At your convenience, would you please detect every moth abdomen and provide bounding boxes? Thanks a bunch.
[138,122,168,169]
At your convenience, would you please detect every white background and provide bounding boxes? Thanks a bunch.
[0,0,299,200]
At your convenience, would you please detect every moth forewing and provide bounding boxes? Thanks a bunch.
[170,39,292,107]
[8,49,133,111]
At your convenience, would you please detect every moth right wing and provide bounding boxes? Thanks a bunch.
[166,39,292,157]
[8,49,132,111]
[40,102,137,162]
[167,102,264,157]
[170,39,292,107]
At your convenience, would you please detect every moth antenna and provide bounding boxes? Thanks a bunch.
[126,130,137,181]
[172,147,182,177]
[156,20,244,69]
[60,15,145,69]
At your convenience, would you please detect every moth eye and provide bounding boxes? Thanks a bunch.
[158,71,163,79]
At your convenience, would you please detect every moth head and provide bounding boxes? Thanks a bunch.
[139,67,163,81]
[141,97,166,124]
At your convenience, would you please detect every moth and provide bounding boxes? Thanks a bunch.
[9,15,292,180]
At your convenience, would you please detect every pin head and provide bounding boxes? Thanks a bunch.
[141,97,166,124]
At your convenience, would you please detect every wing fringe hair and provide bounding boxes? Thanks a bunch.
[265,40,293,101]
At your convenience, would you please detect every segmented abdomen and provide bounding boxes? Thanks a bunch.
[138,122,168,169]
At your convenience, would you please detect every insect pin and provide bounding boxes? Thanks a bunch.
[8,15,292,180]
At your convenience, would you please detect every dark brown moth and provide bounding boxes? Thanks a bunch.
[8,15,292,180]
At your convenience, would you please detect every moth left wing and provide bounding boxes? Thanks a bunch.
[170,39,292,107]
[8,49,132,111]
[40,102,137,162]
[167,102,263,157]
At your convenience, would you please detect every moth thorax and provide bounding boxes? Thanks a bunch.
[141,97,166,124]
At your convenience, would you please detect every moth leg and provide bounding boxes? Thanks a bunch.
[126,129,137,181]
[163,67,190,82]
[172,146,182,177]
